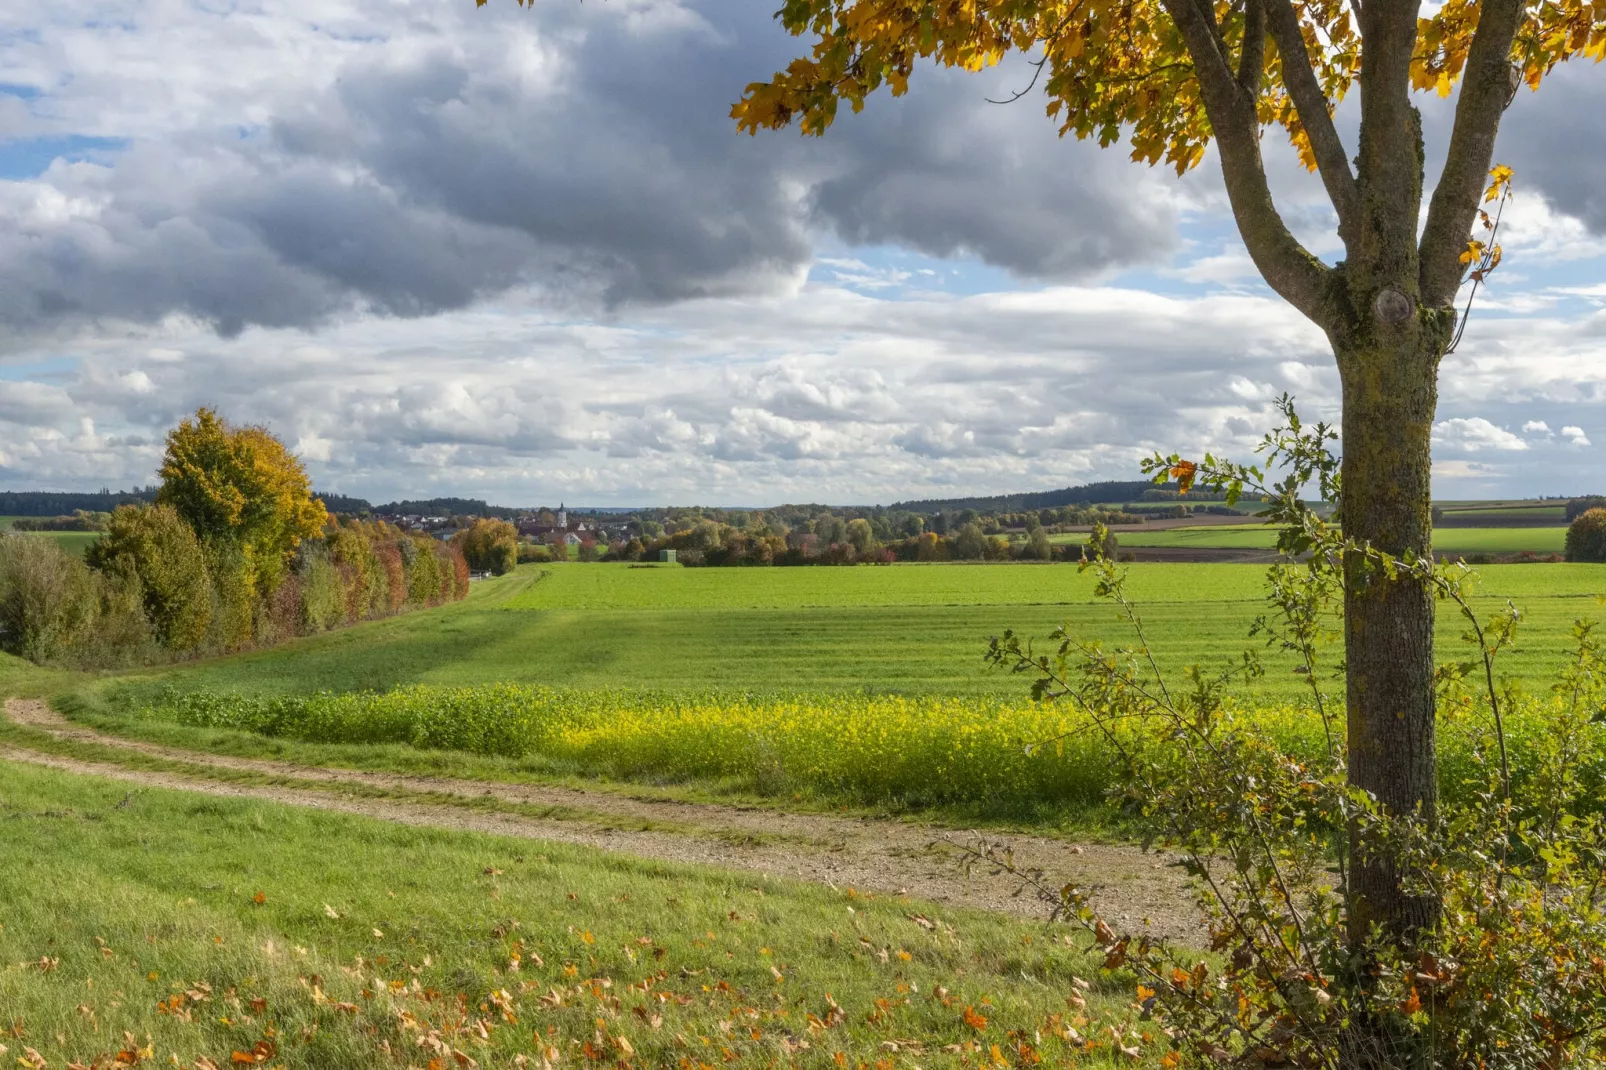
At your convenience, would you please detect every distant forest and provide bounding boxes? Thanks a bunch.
[0,488,159,516]
[4,488,371,517]
[5,479,1193,520]
[889,479,1172,514]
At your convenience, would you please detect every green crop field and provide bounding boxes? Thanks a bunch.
[1051,524,1567,553]
[0,516,101,555]
[53,560,1603,713]
[1441,504,1566,521]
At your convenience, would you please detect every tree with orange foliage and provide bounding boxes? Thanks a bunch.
[157,407,327,599]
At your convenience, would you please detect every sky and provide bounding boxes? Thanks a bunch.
[0,0,1603,508]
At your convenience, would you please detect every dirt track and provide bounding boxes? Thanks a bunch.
[1,698,1201,939]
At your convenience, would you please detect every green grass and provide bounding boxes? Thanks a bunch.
[0,760,1150,1069]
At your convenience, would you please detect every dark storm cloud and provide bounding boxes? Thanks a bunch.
[1496,64,1606,233]
[0,0,1182,338]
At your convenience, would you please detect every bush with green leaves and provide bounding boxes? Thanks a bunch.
[86,503,213,652]
[1564,507,1606,563]
[0,534,105,662]
[297,546,345,633]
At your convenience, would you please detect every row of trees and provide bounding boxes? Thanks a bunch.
[0,409,467,666]
[544,517,1104,567]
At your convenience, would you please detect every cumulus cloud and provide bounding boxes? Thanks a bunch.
[1522,420,1552,433]
[1433,417,1528,453]
[1562,425,1592,447]
[0,282,1339,502]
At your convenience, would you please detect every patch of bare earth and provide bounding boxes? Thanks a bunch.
[2,698,1201,939]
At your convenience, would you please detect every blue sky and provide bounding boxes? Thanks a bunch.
[0,0,1602,507]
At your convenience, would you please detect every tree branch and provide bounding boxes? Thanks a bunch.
[1352,0,1425,288]
[1263,0,1360,246]
[1161,0,1334,326]
[1418,0,1523,308]
[1238,0,1267,96]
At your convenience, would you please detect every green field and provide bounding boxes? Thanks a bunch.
[49,561,1602,713]
[0,515,101,555]
[1051,524,1567,553]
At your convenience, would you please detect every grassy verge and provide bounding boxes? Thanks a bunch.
[0,761,1160,1068]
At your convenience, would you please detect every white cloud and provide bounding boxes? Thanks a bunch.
[1433,417,1528,453]
[1562,425,1592,446]
[1522,420,1551,433]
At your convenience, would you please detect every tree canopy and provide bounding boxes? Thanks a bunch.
[733,0,1602,329]
[157,408,327,596]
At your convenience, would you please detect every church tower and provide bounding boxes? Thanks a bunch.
[557,503,567,529]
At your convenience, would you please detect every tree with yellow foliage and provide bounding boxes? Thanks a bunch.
[157,408,327,600]
[707,0,1606,1008]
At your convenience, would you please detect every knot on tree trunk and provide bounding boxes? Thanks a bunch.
[1371,289,1413,325]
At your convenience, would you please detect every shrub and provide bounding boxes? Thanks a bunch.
[297,546,345,632]
[402,536,444,605]
[948,523,988,560]
[327,523,386,619]
[375,541,408,613]
[86,503,213,652]
[1566,507,1606,563]
[206,544,256,651]
[255,572,303,644]
[447,543,470,596]
[1017,526,1053,561]
[0,534,103,662]
[517,541,554,564]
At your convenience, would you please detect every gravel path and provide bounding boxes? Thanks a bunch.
[2,697,1201,939]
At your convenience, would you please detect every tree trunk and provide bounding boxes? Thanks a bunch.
[1333,306,1450,1068]
[1339,333,1441,937]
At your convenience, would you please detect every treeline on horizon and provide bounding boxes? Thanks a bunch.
[3,478,1225,522]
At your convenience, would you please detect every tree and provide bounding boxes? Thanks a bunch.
[457,518,519,575]
[729,0,1605,1003]
[157,408,327,598]
[1565,507,1606,563]
[845,517,877,555]
[949,522,989,560]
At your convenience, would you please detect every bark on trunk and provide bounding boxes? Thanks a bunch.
[1332,308,1451,1069]
[1339,337,1440,942]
